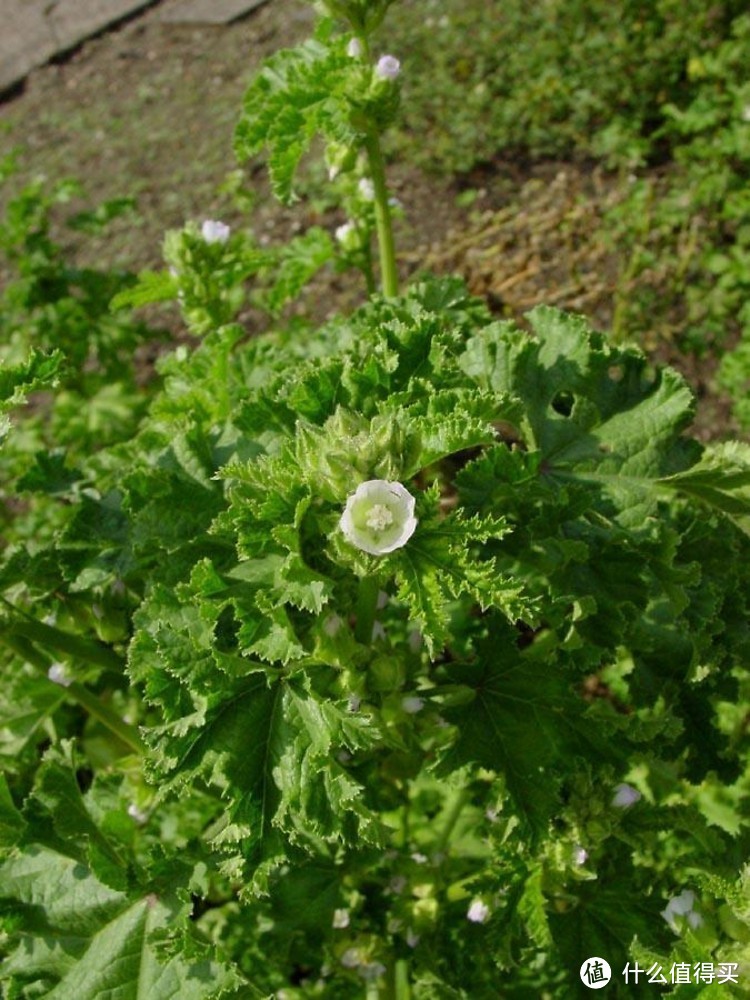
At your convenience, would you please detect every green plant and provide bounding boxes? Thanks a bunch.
[2,2,750,998]
[0,158,165,455]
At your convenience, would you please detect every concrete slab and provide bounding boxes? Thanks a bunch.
[159,0,269,25]
[48,0,155,52]
[0,2,57,93]
[0,0,153,93]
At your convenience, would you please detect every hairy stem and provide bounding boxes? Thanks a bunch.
[394,959,411,999]
[2,633,145,755]
[8,620,125,673]
[0,598,125,673]
[364,133,398,298]
[354,575,380,645]
[436,786,472,854]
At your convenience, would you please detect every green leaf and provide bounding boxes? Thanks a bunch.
[659,441,750,533]
[0,773,26,848]
[33,742,131,892]
[109,270,178,312]
[0,846,244,998]
[234,30,357,204]
[435,619,621,840]
[264,226,333,313]
[459,307,699,527]
[395,490,533,656]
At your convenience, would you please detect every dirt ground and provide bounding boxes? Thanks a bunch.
[0,0,738,439]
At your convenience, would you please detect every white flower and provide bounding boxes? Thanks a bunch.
[612,783,641,808]
[410,852,428,864]
[324,614,343,636]
[201,219,230,244]
[360,962,387,981]
[661,890,703,932]
[340,948,362,969]
[375,55,401,80]
[340,480,418,556]
[388,875,407,894]
[347,37,362,58]
[572,846,588,866]
[371,621,387,642]
[467,899,490,923]
[127,803,148,824]
[358,177,375,201]
[742,105,750,123]
[335,220,359,251]
[406,927,419,948]
[402,696,424,714]
[332,908,350,929]
[47,663,72,688]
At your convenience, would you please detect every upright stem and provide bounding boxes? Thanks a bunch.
[436,786,472,854]
[2,633,145,755]
[394,959,411,1000]
[354,575,380,645]
[364,133,398,298]
[8,619,125,673]
[377,956,411,1000]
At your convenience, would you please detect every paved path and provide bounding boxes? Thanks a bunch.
[0,0,269,94]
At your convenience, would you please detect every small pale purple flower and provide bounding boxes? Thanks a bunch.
[358,177,375,201]
[335,220,359,252]
[402,696,424,714]
[572,846,588,866]
[661,890,703,932]
[323,614,343,636]
[467,899,490,923]
[127,803,148,824]
[340,480,417,556]
[201,219,230,244]
[375,55,401,81]
[47,663,72,687]
[347,37,362,58]
[340,948,362,969]
[612,783,641,808]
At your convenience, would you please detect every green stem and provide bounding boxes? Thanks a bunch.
[364,133,398,298]
[436,786,472,854]
[2,633,145,755]
[7,619,125,673]
[376,956,410,1000]
[354,575,380,645]
[0,598,125,673]
[394,959,411,1000]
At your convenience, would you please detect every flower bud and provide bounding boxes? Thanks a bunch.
[375,55,401,81]
[358,177,375,201]
[47,662,72,687]
[467,899,490,923]
[201,219,231,244]
[611,783,641,808]
[335,220,360,252]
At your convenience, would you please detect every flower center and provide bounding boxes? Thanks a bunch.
[365,503,394,531]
